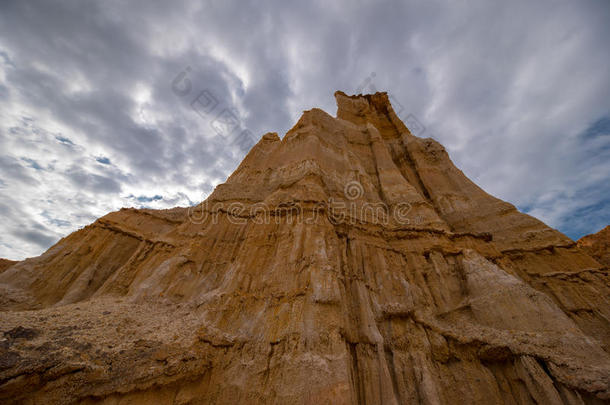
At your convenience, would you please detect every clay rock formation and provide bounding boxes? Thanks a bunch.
[0,91,609,404]
[578,225,610,267]
[0,259,16,274]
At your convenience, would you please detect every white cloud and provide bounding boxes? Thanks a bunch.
[0,0,608,259]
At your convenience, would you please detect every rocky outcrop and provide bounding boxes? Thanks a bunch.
[578,225,610,266]
[0,259,16,274]
[0,91,609,404]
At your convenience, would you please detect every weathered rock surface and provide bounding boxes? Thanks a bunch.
[578,225,610,267]
[0,259,16,274]
[0,91,609,404]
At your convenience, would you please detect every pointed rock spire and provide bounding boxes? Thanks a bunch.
[0,91,608,404]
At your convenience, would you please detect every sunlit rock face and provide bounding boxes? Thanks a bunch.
[578,225,610,267]
[0,92,609,404]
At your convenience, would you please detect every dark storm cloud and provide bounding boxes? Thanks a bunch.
[582,115,610,142]
[0,156,40,186]
[14,229,57,249]
[0,0,609,259]
[65,166,122,194]
[20,158,43,171]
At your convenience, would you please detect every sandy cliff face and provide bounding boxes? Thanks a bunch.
[0,259,16,274]
[0,91,609,405]
[578,225,610,267]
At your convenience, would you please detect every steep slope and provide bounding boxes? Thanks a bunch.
[0,91,609,404]
[578,225,610,266]
[0,259,16,274]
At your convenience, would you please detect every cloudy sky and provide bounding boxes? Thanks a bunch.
[0,0,609,260]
